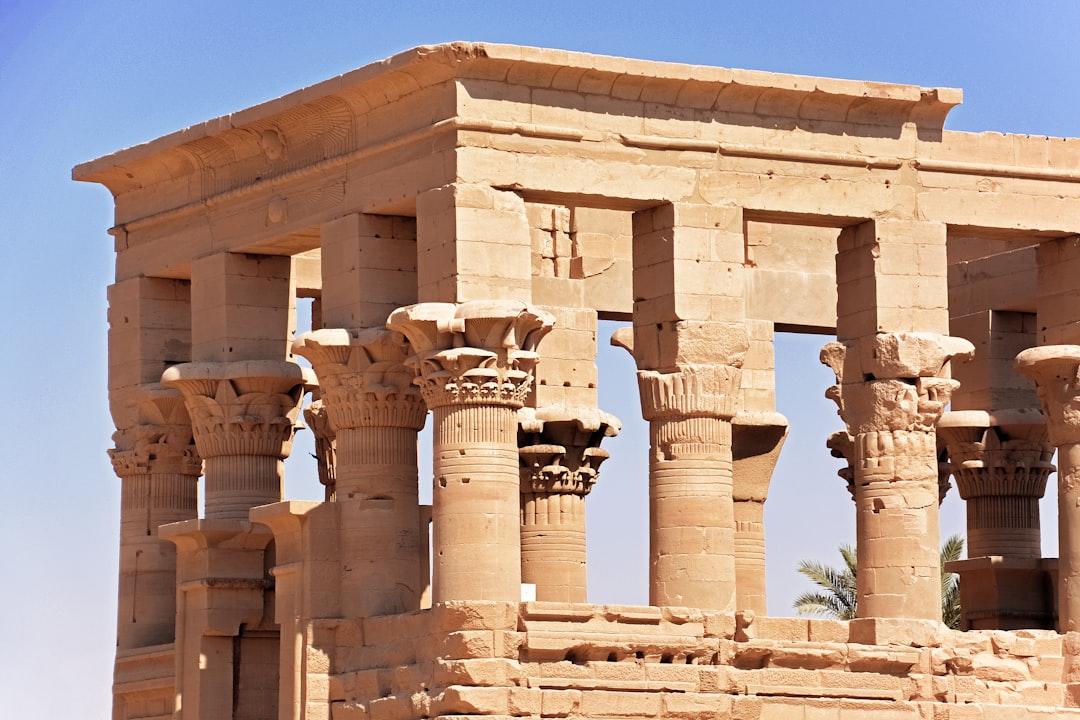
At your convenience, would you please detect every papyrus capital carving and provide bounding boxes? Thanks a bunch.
[938,410,1055,500]
[821,332,973,436]
[293,327,426,431]
[518,406,620,494]
[387,300,555,410]
[161,360,314,459]
[636,364,743,421]
[109,386,202,478]
[1015,346,1080,447]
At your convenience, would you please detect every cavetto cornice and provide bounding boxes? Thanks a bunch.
[73,42,961,197]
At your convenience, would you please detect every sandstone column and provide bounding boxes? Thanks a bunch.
[1016,347,1080,630]
[821,332,973,621]
[110,388,201,650]
[732,412,788,615]
[162,360,312,520]
[293,327,428,617]
[389,300,554,603]
[618,201,748,610]
[107,275,198,655]
[518,407,619,602]
[732,319,788,615]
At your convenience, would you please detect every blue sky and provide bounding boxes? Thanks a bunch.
[2,1,1079,716]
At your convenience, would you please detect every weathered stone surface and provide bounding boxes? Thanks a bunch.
[82,42,1080,720]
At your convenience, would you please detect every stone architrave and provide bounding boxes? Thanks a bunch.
[388,300,554,603]
[162,360,314,521]
[293,327,428,617]
[517,406,620,602]
[109,386,202,650]
[1015,346,1080,632]
[612,324,748,610]
[821,332,974,621]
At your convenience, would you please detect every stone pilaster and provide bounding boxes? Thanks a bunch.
[109,387,202,650]
[293,327,428,617]
[160,519,277,720]
[821,332,973,622]
[1016,346,1080,632]
[162,360,313,521]
[731,412,788,615]
[388,300,554,603]
[518,406,619,602]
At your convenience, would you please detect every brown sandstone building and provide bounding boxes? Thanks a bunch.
[75,43,1080,718]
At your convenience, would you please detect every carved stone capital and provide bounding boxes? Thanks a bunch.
[293,327,426,430]
[110,385,202,478]
[636,364,742,422]
[161,360,314,459]
[1015,345,1080,447]
[303,399,337,500]
[821,333,971,436]
[518,406,620,495]
[387,300,555,410]
[826,430,856,499]
[938,410,1055,500]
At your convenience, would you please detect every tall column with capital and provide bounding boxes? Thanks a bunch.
[732,319,788,615]
[293,327,428,617]
[822,332,973,621]
[1016,347,1080,631]
[389,300,554,603]
[518,407,619,602]
[616,201,748,610]
[107,275,198,655]
[110,388,202,650]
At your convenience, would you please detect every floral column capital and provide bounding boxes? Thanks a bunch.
[293,327,426,431]
[387,300,555,410]
[161,360,314,459]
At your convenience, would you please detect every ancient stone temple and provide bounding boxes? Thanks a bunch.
[75,43,1080,719]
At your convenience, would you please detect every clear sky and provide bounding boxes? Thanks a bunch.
[2,1,1079,716]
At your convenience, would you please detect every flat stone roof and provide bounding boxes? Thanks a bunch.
[73,42,962,194]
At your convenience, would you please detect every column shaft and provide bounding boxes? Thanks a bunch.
[117,471,198,648]
[650,416,734,609]
[202,455,283,521]
[336,425,421,616]
[432,403,521,603]
[854,428,941,619]
[520,492,587,602]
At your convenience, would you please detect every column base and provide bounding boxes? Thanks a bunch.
[945,556,1058,631]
